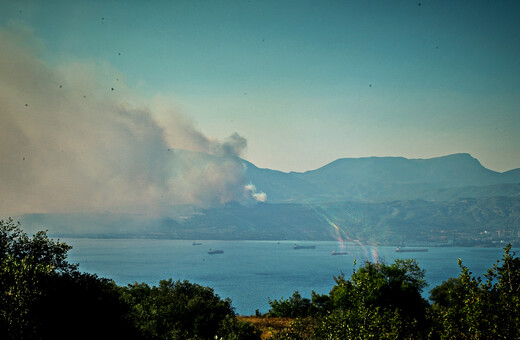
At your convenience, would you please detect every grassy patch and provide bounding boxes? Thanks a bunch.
[238,316,293,339]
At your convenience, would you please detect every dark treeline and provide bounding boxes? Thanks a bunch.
[1,219,519,339]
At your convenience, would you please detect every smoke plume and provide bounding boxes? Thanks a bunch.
[244,183,267,202]
[0,27,258,216]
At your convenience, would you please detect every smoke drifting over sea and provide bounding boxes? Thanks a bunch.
[0,27,262,216]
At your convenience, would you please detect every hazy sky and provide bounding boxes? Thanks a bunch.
[1,0,520,215]
[2,0,520,173]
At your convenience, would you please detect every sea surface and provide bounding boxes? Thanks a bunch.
[64,239,511,315]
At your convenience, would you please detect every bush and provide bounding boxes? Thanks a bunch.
[121,279,260,340]
[0,218,140,340]
[430,244,520,339]
[270,259,430,339]
[268,291,312,318]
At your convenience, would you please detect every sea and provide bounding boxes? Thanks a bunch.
[63,239,512,315]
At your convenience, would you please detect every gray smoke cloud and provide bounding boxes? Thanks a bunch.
[0,27,256,216]
[211,133,248,157]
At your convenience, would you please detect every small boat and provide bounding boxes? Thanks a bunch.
[293,244,316,249]
[395,247,428,253]
[208,249,224,254]
[192,242,202,246]
[331,250,348,255]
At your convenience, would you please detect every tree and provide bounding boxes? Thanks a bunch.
[324,259,429,338]
[33,272,140,340]
[0,219,260,339]
[268,291,312,318]
[0,218,73,338]
[0,218,76,273]
[330,259,428,318]
[0,219,141,340]
[272,259,430,339]
[430,244,520,339]
[429,277,465,308]
[0,253,53,338]
[121,279,260,340]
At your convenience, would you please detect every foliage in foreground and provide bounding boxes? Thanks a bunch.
[120,279,260,340]
[266,248,520,339]
[0,219,260,340]
[2,218,520,339]
[267,258,430,339]
[428,244,520,339]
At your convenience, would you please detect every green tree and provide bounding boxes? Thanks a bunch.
[311,306,411,340]
[268,291,312,318]
[0,219,259,340]
[0,218,72,338]
[121,279,260,340]
[0,218,76,273]
[0,218,140,340]
[309,291,331,316]
[271,259,429,339]
[330,259,428,319]
[430,244,520,339]
[0,253,53,338]
[325,259,429,339]
[267,290,331,318]
[429,277,465,308]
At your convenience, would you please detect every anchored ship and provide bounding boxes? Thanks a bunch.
[293,244,316,249]
[208,249,224,254]
[395,247,428,253]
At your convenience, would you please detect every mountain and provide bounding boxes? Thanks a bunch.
[15,152,520,245]
[298,153,501,187]
[245,153,520,203]
[242,160,321,202]
[504,168,520,182]
[157,197,520,246]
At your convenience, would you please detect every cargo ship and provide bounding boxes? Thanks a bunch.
[208,249,224,254]
[395,247,428,253]
[293,244,316,249]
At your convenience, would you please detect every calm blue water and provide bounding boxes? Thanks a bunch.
[64,239,511,315]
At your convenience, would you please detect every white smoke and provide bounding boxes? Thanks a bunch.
[0,26,255,216]
[244,183,267,202]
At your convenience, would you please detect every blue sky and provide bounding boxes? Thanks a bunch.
[1,0,520,173]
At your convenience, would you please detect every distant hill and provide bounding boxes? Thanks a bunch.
[244,153,520,203]
[157,196,520,246]
[15,152,520,245]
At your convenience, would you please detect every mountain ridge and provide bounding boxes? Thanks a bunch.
[244,153,520,204]
[13,152,520,245]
